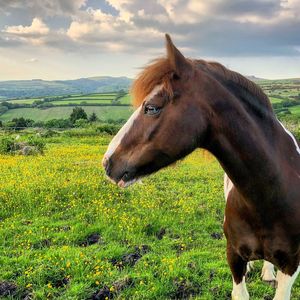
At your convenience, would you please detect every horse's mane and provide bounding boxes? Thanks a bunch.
[131,57,272,111]
[193,59,272,111]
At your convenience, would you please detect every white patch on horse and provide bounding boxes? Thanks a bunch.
[273,266,299,300]
[261,261,276,282]
[224,173,234,201]
[232,277,249,300]
[104,84,163,159]
[223,173,234,223]
[278,120,300,155]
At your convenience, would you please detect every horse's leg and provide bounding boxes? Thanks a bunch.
[227,244,249,300]
[261,261,276,286]
[273,266,299,300]
[246,261,255,274]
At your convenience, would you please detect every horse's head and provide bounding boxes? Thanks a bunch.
[103,34,210,187]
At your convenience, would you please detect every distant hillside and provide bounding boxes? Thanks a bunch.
[246,75,266,81]
[0,76,132,100]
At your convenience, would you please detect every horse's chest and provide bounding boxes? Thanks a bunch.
[224,202,298,263]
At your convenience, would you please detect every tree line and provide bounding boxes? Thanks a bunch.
[0,107,126,130]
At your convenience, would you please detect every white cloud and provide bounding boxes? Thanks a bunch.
[0,0,88,17]
[4,18,49,36]
[106,0,134,22]
[0,0,300,58]
[66,7,162,52]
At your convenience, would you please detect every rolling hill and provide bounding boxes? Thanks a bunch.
[0,76,132,100]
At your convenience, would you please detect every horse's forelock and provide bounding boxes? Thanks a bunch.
[131,58,174,108]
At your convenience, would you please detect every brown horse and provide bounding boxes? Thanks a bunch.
[103,34,300,300]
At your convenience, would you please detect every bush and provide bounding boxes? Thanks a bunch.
[45,119,72,129]
[40,129,59,138]
[4,121,16,130]
[0,137,16,154]
[74,118,88,128]
[89,112,98,122]
[96,124,121,135]
[0,136,46,155]
[27,137,46,153]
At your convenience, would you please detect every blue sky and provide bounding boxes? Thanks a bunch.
[0,0,300,80]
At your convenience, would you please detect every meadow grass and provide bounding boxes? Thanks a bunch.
[289,105,300,116]
[0,106,133,122]
[0,135,299,299]
[6,99,41,104]
[49,100,114,105]
[269,97,283,104]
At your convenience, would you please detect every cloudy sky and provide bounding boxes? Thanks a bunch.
[0,0,300,80]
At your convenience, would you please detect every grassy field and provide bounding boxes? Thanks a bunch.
[0,106,133,122]
[6,94,127,105]
[0,134,299,299]
[1,78,300,123]
[269,97,283,104]
[289,105,300,116]
[5,98,41,104]
[49,99,114,105]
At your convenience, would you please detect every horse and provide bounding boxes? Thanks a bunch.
[102,34,300,300]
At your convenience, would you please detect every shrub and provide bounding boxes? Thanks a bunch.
[89,112,98,122]
[96,124,121,135]
[40,129,59,138]
[0,137,16,154]
[27,137,46,153]
[74,118,89,128]
[45,119,72,129]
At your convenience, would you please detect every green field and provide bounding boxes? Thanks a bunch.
[4,93,131,108]
[1,134,298,299]
[289,105,300,116]
[269,97,283,104]
[6,98,41,104]
[49,99,114,105]
[0,106,132,122]
[119,94,131,104]
[1,78,300,123]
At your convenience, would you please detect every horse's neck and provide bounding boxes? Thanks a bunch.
[205,100,300,203]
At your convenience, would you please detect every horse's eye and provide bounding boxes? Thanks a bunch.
[144,104,161,116]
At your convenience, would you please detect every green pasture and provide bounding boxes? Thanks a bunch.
[4,93,131,106]
[0,134,298,299]
[6,98,41,104]
[0,106,133,122]
[49,99,114,105]
[64,94,117,99]
[119,94,132,104]
[269,97,283,104]
[289,105,300,116]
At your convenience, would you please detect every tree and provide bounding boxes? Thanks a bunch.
[45,119,72,128]
[70,107,87,124]
[89,112,98,122]
[12,117,34,129]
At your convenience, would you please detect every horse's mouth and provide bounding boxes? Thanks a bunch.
[117,172,140,188]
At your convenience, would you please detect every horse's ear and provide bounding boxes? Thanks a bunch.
[165,33,191,77]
